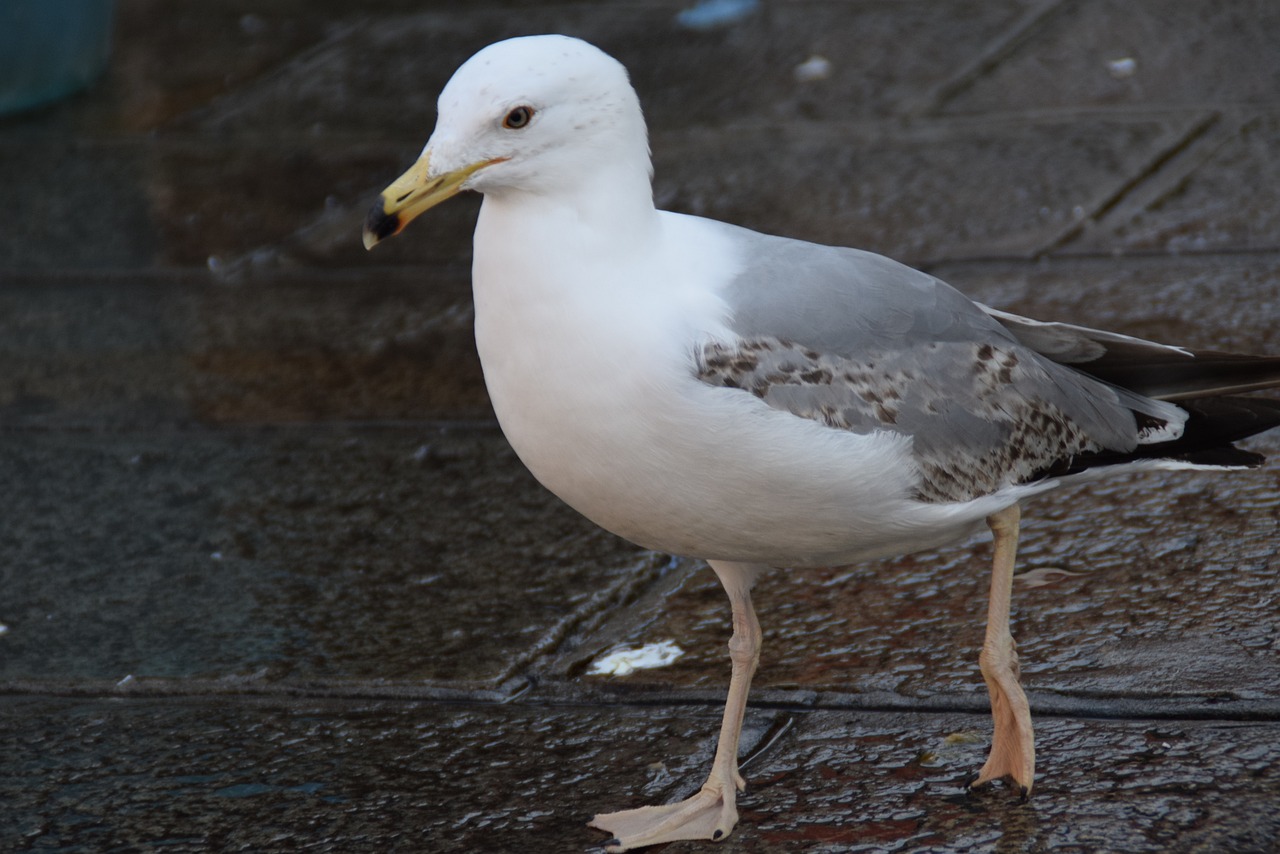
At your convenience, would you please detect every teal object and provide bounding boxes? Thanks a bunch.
[0,0,115,116]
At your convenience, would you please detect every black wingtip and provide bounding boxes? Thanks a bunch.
[1040,395,1280,480]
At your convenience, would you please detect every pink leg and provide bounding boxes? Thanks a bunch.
[590,560,763,851]
[970,503,1036,795]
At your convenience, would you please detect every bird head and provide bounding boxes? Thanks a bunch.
[363,34,650,249]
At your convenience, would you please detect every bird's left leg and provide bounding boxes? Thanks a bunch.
[590,560,763,851]
[970,502,1036,795]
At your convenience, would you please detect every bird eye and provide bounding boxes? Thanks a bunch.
[502,105,534,129]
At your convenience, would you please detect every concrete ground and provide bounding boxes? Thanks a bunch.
[3,1,1280,851]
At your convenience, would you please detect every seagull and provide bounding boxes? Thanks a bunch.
[363,34,1280,851]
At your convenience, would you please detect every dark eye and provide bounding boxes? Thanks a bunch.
[502,105,534,129]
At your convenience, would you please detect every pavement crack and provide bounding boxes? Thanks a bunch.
[739,713,797,772]
[491,552,672,686]
[1041,110,1229,256]
[917,0,1072,116]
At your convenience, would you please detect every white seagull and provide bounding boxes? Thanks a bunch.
[363,34,1280,851]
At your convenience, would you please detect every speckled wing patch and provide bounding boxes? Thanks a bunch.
[697,336,1105,503]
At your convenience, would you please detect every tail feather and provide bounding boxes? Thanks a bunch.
[983,304,1280,400]
[1079,351,1280,401]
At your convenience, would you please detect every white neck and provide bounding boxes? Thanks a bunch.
[479,157,658,251]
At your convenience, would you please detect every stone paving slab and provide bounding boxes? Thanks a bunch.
[3,696,1278,853]
[0,269,486,426]
[0,427,651,687]
[1071,112,1280,257]
[0,695,770,854]
[0,139,157,271]
[652,115,1197,263]
[734,710,1280,854]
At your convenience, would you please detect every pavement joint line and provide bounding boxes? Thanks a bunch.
[189,245,1280,284]
[8,247,1280,288]
[6,681,1280,724]
[0,265,476,286]
[0,419,507,436]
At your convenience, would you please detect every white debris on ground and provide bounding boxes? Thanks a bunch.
[794,55,832,83]
[588,640,685,676]
[1107,56,1138,79]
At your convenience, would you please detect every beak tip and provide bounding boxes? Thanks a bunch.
[362,199,401,251]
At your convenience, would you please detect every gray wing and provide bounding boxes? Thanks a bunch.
[701,227,1182,503]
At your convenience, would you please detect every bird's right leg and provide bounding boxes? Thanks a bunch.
[970,502,1036,795]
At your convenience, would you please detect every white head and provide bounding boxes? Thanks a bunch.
[364,35,653,247]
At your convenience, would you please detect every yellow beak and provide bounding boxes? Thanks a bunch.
[362,152,502,250]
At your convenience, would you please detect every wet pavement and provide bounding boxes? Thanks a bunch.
[3,1,1280,851]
